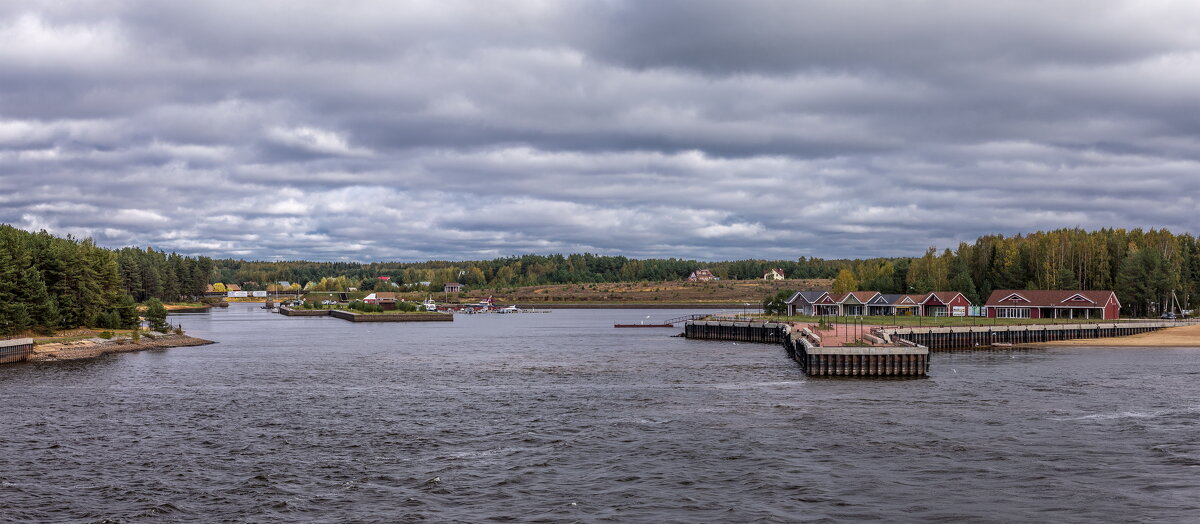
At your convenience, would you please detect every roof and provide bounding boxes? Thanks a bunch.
[848,291,880,303]
[985,290,1118,307]
[826,293,848,303]
[871,293,904,304]
[785,291,829,304]
[921,291,970,305]
[444,282,462,287]
[375,292,397,300]
[226,284,242,291]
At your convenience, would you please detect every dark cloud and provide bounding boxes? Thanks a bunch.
[1,1,1199,261]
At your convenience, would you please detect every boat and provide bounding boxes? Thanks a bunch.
[498,305,520,313]
[422,297,438,312]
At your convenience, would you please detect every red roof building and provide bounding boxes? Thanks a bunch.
[917,291,973,317]
[985,290,1119,320]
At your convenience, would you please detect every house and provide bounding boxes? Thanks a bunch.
[375,292,398,310]
[687,269,719,282]
[811,292,842,316]
[226,284,242,292]
[763,268,785,281]
[784,291,830,316]
[867,294,903,316]
[443,282,463,293]
[837,291,880,316]
[916,291,973,317]
[985,290,1120,320]
[363,292,398,309]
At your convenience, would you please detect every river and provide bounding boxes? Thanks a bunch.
[2,303,1198,522]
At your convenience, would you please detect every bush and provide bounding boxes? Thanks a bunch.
[131,329,140,342]
[174,325,183,335]
[144,332,156,340]
[98,331,114,339]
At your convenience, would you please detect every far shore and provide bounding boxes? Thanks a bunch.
[1025,323,1200,347]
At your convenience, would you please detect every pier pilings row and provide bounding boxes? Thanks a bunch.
[885,322,1182,350]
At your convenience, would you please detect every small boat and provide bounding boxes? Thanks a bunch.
[422,297,438,312]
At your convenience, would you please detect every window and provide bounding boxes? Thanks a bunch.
[995,307,1030,318]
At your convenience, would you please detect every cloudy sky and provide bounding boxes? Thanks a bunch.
[3,1,1199,261]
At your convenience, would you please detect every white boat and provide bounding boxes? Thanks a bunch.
[498,305,520,314]
[422,297,438,311]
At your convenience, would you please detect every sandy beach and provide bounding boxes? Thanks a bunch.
[1028,323,1200,347]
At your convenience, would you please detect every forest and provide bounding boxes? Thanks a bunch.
[2,225,1197,336]
[213,228,1200,317]
[0,225,212,336]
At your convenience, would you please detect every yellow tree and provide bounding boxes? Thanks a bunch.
[212,282,227,292]
[832,268,859,293]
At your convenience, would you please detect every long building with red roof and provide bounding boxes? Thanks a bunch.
[984,290,1120,320]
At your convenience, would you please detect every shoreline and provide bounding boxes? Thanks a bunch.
[1024,323,1200,347]
[29,333,216,362]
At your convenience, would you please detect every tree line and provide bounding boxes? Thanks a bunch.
[211,228,1200,316]
[830,228,1198,317]
[0,226,212,336]
[4,225,1197,336]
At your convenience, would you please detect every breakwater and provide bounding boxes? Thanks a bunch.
[278,307,453,322]
[882,321,1188,349]
[329,310,454,322]
[683,320,784,343]
[684,320,928,377]
[781,331,929,377]
[1,338,34,364]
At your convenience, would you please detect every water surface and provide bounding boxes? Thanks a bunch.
[2,304,1199,522]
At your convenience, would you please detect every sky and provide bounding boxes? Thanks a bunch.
[3,1,1200,262]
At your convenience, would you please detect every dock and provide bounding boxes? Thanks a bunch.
[1,338,34,364]
[683,319,1197,377]
[879,321,1189,349]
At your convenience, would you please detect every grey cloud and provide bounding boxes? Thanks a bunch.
[1,1,1199,261]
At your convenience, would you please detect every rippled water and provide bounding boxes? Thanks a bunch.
[2,304,1199,522]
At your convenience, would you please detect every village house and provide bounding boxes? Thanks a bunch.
[763,268,785,280]
[443,282,463,293]
[687,269,719,282]
[916,291,973,317]
[985,290,1120,320]
[784,291,830,316]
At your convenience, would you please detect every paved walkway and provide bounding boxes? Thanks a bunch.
[798,322,892,346]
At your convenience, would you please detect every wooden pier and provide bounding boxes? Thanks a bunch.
[1,338,35,364]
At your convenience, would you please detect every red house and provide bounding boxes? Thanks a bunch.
[985,290,1120,320]
[916,291,973,317]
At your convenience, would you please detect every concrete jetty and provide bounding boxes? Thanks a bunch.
[0,338,34,364]
[684,320,927,377]
[278,306,453,322]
